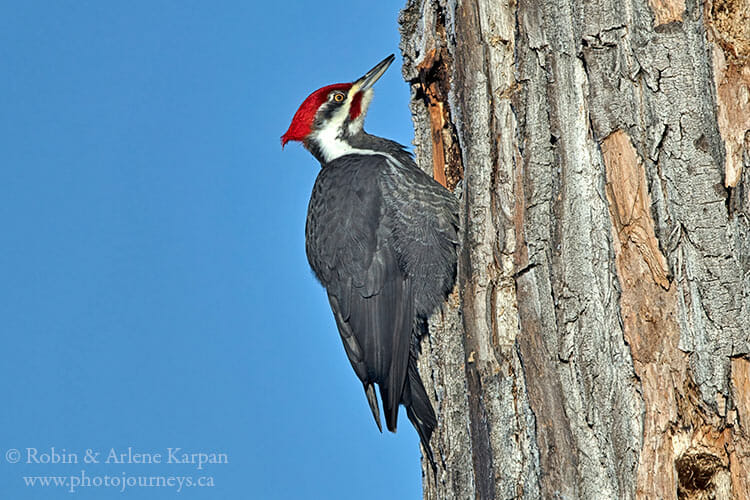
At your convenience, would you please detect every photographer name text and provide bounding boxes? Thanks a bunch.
[22,447,227,470]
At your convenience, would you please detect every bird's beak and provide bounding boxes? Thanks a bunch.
[353,54,395,92]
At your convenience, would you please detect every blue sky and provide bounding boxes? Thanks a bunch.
[0,1,423,498]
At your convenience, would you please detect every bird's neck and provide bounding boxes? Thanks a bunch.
[305,125,360,164]
[306,129,410,167]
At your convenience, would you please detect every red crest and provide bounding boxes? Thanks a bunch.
[281,83,353,146]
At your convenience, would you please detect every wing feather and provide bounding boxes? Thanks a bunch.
[306,155,414,432]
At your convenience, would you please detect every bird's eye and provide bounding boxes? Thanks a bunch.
[333,92,345,102]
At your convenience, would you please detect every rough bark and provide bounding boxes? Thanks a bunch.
[398,0,750,498]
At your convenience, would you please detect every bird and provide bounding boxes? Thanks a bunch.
[281,54,458,466]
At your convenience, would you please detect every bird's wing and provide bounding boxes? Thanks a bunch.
[305,155,413,432]
[380,158,459,317]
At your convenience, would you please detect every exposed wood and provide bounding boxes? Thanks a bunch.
[709,46,750,187]
[603,130,671,290]
[648,0,686,26]
[705,0,750,186]
[729,358,750,498]
[416,48,464,190]
[603,128,681,498]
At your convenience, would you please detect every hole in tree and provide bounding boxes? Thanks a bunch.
[675,452,724,498]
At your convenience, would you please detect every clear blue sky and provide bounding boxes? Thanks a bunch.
[0,1,423,498]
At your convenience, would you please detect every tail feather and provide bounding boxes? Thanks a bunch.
[403,355,437,469]
[364,382,382,432]
[378,277,414,434]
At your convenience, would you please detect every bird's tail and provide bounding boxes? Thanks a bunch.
[403,353,437,469]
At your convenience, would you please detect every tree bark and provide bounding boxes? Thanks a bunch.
[398,0,750,498]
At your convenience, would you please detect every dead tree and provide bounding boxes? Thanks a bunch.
[398,0,750,498]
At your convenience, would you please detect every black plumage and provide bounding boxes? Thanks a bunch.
[305,141,458,463]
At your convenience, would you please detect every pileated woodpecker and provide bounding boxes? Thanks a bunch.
[282,54,458,465]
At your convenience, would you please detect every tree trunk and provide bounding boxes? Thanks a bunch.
[398,0,750,498]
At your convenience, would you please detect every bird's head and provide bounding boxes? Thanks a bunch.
[281,54,395,162]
